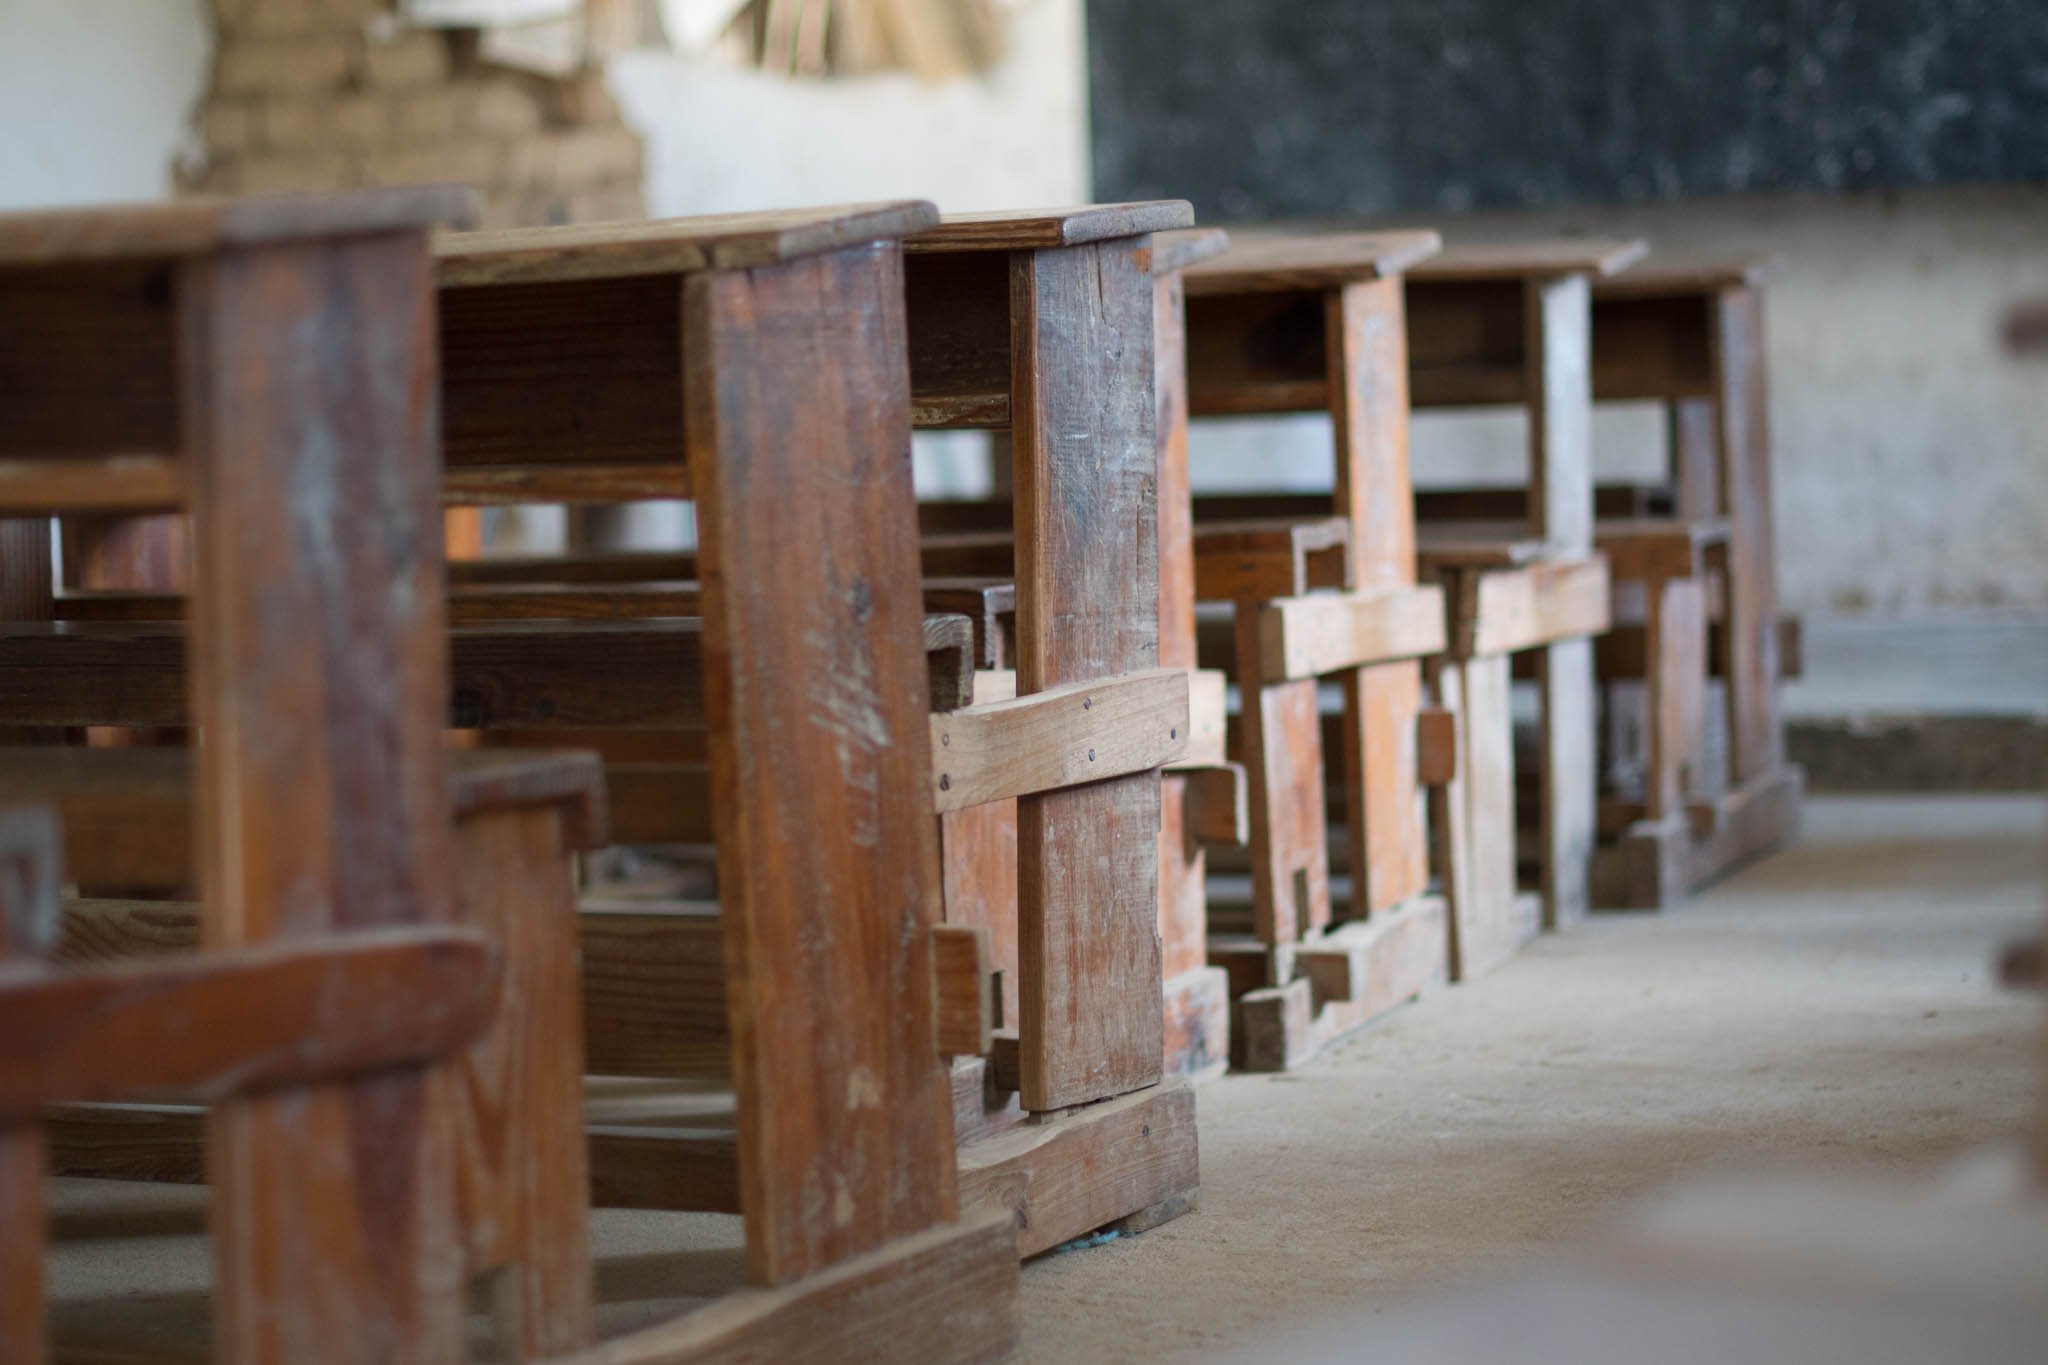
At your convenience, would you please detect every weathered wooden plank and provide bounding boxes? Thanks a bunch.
[929,668,1187,813]
[180,232,468,1364]
[1258,583,1446,680]
[0,187,474,265]
[908,202,1192,252]
[1713,285,1785,784]
[0,805,55,1365]
[435,201,938,285]
[933,923,993,1058]
[0,616,973,731]
[0,928,495,1119]
[956,1083,1196,1258]
[1182,229,1441,295]
[1009,238,1165,1112]
[1539,636,1598,930]
[1460,557,1611,658]
[686,242,956,1284]
[559,1208,1018,1365]
[1235,607,1329,953]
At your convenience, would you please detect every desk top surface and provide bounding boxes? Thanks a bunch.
[434,200,940,286]
[1183,229,1443,294]
[1408,238,1649,284]
[0,185,476,267]
[1595,254,1779,300]
[905,201,1194,252]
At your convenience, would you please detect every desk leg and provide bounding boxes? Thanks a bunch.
[687,244,957,1286]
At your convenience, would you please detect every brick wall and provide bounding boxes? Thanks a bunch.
[184,0,645,227]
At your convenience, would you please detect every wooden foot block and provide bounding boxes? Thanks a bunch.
[1233,977,1314,1073]
[1234,897,1449,1073]
[1162,965,1230,1081]
[572,1209,1019,1365]
[957,1082,1198,1259]
[1593,765,1803,910]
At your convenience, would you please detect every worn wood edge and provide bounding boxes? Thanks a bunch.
[1182,228,1443,294]
[558,1209,1019,1365]
[908,201,1194,251]
[435,200,939,285]
[956,1083,1199,1258]
[0,184,475,265]
[441,463,692,506]
[1152,227,1232,275]
[929,668,1189,812]
[1260,584,1447,680]
[1465,557,1612,657]
[1596,254,1780,299]
[0,927,496,1117]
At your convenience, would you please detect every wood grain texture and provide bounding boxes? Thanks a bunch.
[448,807,594,1357]
[0,186,474,265]
[686,242,957,1284]
[930,668,1187,812]
[0,927,496,1119]
[933,923,993,1058]
[908,202,1192,252]
[1151,227,1232,275]
[1010,238,1165,1111]
[557,1208,1018,1365]
[1183,229,1440,295]
[939,798,1019,1036]
[0,616,973,731]
[435,201,938,285]
[1456,557,1612,658]
[956,1083,1197,1258]
[1258,584,1445,681]
[177,232,468,1365]
[0,518,56,749]
[0,456,182,512]
[1235,607,1330,952]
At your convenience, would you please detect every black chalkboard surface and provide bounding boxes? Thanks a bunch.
[1086,1,2048,219]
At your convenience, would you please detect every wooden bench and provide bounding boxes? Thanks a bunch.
[1177,229,1457,1065]
[0,186,579,1359]
[1399,239,1643,953]
[1585,257,1802,905]
[3,197,1022,1362]
[0,804,502,1365]
[1,745,604,1357]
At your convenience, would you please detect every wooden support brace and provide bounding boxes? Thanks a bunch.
[930,668,1188,813]
[1259,583,1446,680]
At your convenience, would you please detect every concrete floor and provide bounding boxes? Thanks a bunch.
[1012,795,2046,1363]
[41,795,2045,1361]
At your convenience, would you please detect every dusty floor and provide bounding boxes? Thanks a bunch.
[43,795,2045,1361]
[1011,794,2046,1363]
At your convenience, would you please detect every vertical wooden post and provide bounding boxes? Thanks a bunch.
[184,235,466,1365]
[1235,608,1329,953]
[0,806,58,1365]
[687,243,958,1286]
[1644,577,1706,820]
[1712,285,1784,784]
[1152,264,1216,1050]
[0,519,54,747]
[1011,238,1165,1111]
[1328,277,1428,917]
[1526,274,1597,930]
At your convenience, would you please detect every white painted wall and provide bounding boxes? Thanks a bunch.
[1190,187,2048,617]
[0,0,209,211]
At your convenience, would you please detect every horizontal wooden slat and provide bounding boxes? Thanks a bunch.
[1408,239,1648,283]
[0,455,182,513]
[1259,584,1447,681]
[1182,229,1440,294]
[929,668,1188,813]
[0,926,495,1118]
[0,615,975,729]
[0,185,475,265]
[1461,557,1612,657]
[434,200,938,285]
[441,463,691,506]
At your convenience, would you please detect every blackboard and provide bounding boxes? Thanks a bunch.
[1086,1,2048,219]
